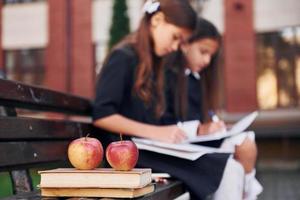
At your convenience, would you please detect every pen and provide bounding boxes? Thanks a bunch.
[208,111,220,122]
[177,121,183,128]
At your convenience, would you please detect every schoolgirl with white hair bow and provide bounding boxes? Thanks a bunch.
[93,1,245,199]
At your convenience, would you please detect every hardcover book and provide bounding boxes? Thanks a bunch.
[39,168,152,189]
[40,184,155,198]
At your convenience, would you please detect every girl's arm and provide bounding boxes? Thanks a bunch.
[93,114,187,143]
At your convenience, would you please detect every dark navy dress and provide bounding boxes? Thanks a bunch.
[93,45,230,200]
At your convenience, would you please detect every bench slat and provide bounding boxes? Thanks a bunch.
[250,119,300,138]
[0,141,69,168]
[0,116,92,140]
[141,180,185,199]
[0,79,92,116]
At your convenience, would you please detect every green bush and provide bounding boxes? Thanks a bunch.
[108,0,130,50]
[0,172,13,198]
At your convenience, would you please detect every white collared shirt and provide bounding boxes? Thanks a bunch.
[184,68,201,80]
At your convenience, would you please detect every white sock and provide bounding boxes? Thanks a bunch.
[244,169,263,200]
[213,158,244,200]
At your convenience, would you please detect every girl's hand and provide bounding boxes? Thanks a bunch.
[197,121,226,136]
[154,125,187,144]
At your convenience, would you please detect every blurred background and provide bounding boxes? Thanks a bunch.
[0,0,299,199]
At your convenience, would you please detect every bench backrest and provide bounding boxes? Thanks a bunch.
[0,79,187,200]
[0,79,95,169]
[0,79,96,194]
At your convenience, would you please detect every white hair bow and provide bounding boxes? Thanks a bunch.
[143,0,160,14]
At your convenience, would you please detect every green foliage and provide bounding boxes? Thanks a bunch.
[29,169,41,190]
[108,0,130,50]
[0,172,13,198]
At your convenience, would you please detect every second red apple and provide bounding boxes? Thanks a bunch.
[106,140,139,171]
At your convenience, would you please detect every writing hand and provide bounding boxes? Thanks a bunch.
[156,125,187,144]
[197,121,226,136]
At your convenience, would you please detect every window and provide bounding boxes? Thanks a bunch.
[256,26,300,109]
[3,0,45,4]
[4,49,45,86]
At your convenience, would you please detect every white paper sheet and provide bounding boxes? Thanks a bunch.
[185,111,258,143]
[133,138,233,160]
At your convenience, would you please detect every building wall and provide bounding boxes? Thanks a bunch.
[2,0,299,52]
[200,0,300,112]
[201,0,224,33]
[92,0,142,43]
[45,0,94,98]
[92,0,112,74]
[1,0,299,110]
[223,0,257,112]
[254,0,300,32]
[2,1,47,49]
[2,0,143,70]
[201,0,300,33]
[71,0,94,98]
[45,0,68,93]
[92,0,143,72]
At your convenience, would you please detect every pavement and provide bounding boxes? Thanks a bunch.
[257,165,300,200]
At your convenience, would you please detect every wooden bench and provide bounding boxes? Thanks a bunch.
[249,112,300,162]
[0,79,185,200]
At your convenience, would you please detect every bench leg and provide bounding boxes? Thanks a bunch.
[10,170,32,194]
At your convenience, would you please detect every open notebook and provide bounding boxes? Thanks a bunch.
[132,111,258,160]
[132,137,233,160]
[186,111,258,143]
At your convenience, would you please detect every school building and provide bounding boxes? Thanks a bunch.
[0,0,299,115]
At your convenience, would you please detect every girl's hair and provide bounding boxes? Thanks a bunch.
[188,18,221,43]
[170,18,221,121]
[111,0,196,117]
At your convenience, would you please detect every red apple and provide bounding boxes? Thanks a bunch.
[68,136,103,170]
[106,140,139,171]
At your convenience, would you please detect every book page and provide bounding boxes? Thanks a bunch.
[186,111,258,143]
[41,184,155,198]
[133,138,204,152]
[135,142,207,160]
[151,173,171,179]
[133,138,233,160]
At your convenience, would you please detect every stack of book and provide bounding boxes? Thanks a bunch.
[39,168,154,198]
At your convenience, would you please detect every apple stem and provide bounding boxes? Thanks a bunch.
[120,133,123,141]
[85,133,90,141]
